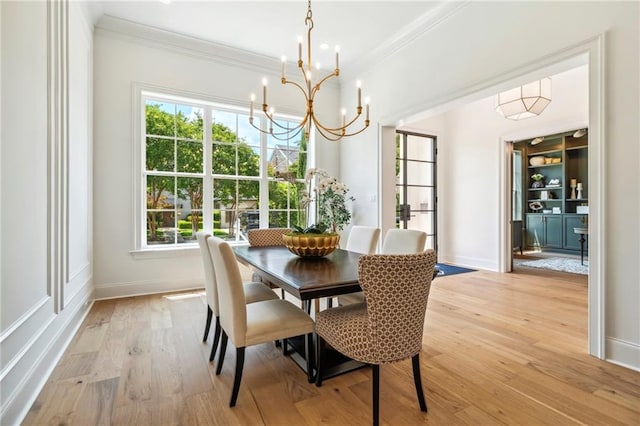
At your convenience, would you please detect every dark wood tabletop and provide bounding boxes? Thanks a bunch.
[233,245,363,301]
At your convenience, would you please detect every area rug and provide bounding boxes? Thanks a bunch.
[435,263,476,277]
[519,257,588,275]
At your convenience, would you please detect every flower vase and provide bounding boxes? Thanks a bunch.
[532,180,545,188]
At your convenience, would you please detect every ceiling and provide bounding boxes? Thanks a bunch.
[90,0,444,69]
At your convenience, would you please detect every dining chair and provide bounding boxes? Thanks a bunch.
[247,228,291,298]
[208,236,315,407]
[335,226,380,306]
[315,250,437,426]
[338,228,426,306]
[345,225,380,255]
[196,232,278,364]
[381,228,427,254]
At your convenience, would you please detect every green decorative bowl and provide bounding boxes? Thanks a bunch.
[282,233,340,257]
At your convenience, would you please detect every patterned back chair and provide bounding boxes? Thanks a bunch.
[247,228,291,247]
[247,228,291,297]
[315,250,437,426]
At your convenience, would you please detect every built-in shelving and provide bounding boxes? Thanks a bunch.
[515,129,589,253]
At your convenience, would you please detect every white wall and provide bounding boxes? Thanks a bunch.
[341,2,639,370]
[413,66,588,270]
[92,18,341,299]
[0,1,95,423]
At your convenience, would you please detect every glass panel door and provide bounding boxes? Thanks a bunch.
[395,131,438,251]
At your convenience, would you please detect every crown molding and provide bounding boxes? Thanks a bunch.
[94,15,337,89]
[342,0,470,81]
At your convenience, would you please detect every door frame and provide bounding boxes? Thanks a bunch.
[498,35,605,359]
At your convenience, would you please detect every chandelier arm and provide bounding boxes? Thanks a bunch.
[282,79,311,103]
[310,71,339,97]
[265,113,307,132]
[312,114,370,139]
[251,118,305,140]
[316,112,363,133]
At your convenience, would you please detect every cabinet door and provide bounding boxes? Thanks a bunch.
[526,215,544,249]
[544,215,563,248]
[563,215,588,251]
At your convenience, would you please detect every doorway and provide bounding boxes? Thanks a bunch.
[395,131,438,251]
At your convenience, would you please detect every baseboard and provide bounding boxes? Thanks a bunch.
[605,336,640,372]
[437,253,498,272]
[94,278,204,300]
[0,289,93,425]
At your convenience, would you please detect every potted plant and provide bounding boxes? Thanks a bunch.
[531,173,545,188]
[283,168,354,257]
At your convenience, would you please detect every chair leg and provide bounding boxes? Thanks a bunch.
[216,330,228,375]
[305,333,314,383]
[203,306,213,342]
[315,335,325,387]
[229,347,245,407]
[412,354,428,412]
[209,316,221,362]
[372,364,380,426]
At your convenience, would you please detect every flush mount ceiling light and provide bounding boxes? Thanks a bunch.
[495,78,552,120]
[573,128,587,138]
[531,136,544,145]
[249,0,370,141]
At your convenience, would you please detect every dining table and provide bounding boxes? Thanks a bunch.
[233,245,363,313]
[233,245,366,380]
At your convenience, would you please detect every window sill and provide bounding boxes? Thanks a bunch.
[129,241,249,260]
[130,245,199,260]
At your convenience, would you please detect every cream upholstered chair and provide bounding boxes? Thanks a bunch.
[208,236,315,407]
[345,225,380,255]
[381,228,427,254]
[336,226,380,306]
[196,232,278,363]
[338,228,426,306]
[247,228,291,298]
[315,250,437,426]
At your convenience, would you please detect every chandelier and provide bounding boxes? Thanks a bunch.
[249,0,370,141]
[495,78,552,120]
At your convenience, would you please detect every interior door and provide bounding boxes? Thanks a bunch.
[395,131,437,251]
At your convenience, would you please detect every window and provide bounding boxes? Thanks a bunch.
[140,91,308,249]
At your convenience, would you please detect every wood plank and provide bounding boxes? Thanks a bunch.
[22,268,640,426]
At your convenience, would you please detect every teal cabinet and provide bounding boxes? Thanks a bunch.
[563,215,589,250]
[526,214,563,249]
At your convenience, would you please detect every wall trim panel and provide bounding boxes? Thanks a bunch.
[606,337,640,372]
[0,289,93,425]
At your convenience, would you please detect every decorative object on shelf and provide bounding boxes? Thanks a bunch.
[570,178,577,199]
[551,157,561,163]
[495,77,552,120]
[576,182,583,199]
[552,207,562,214]
[248,0,370,141]
[577,205,589,214]
[547,178,561,187]
[529,156,545,166]
[529,201,544,212]
[531,173,545,188]
[542,209,553,214]
[544,157,553,164]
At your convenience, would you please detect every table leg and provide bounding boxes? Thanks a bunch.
[579,234,586,265]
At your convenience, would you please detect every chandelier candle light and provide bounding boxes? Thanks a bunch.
[249,0,370,141]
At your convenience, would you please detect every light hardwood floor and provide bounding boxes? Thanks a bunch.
[23,266,640,425]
